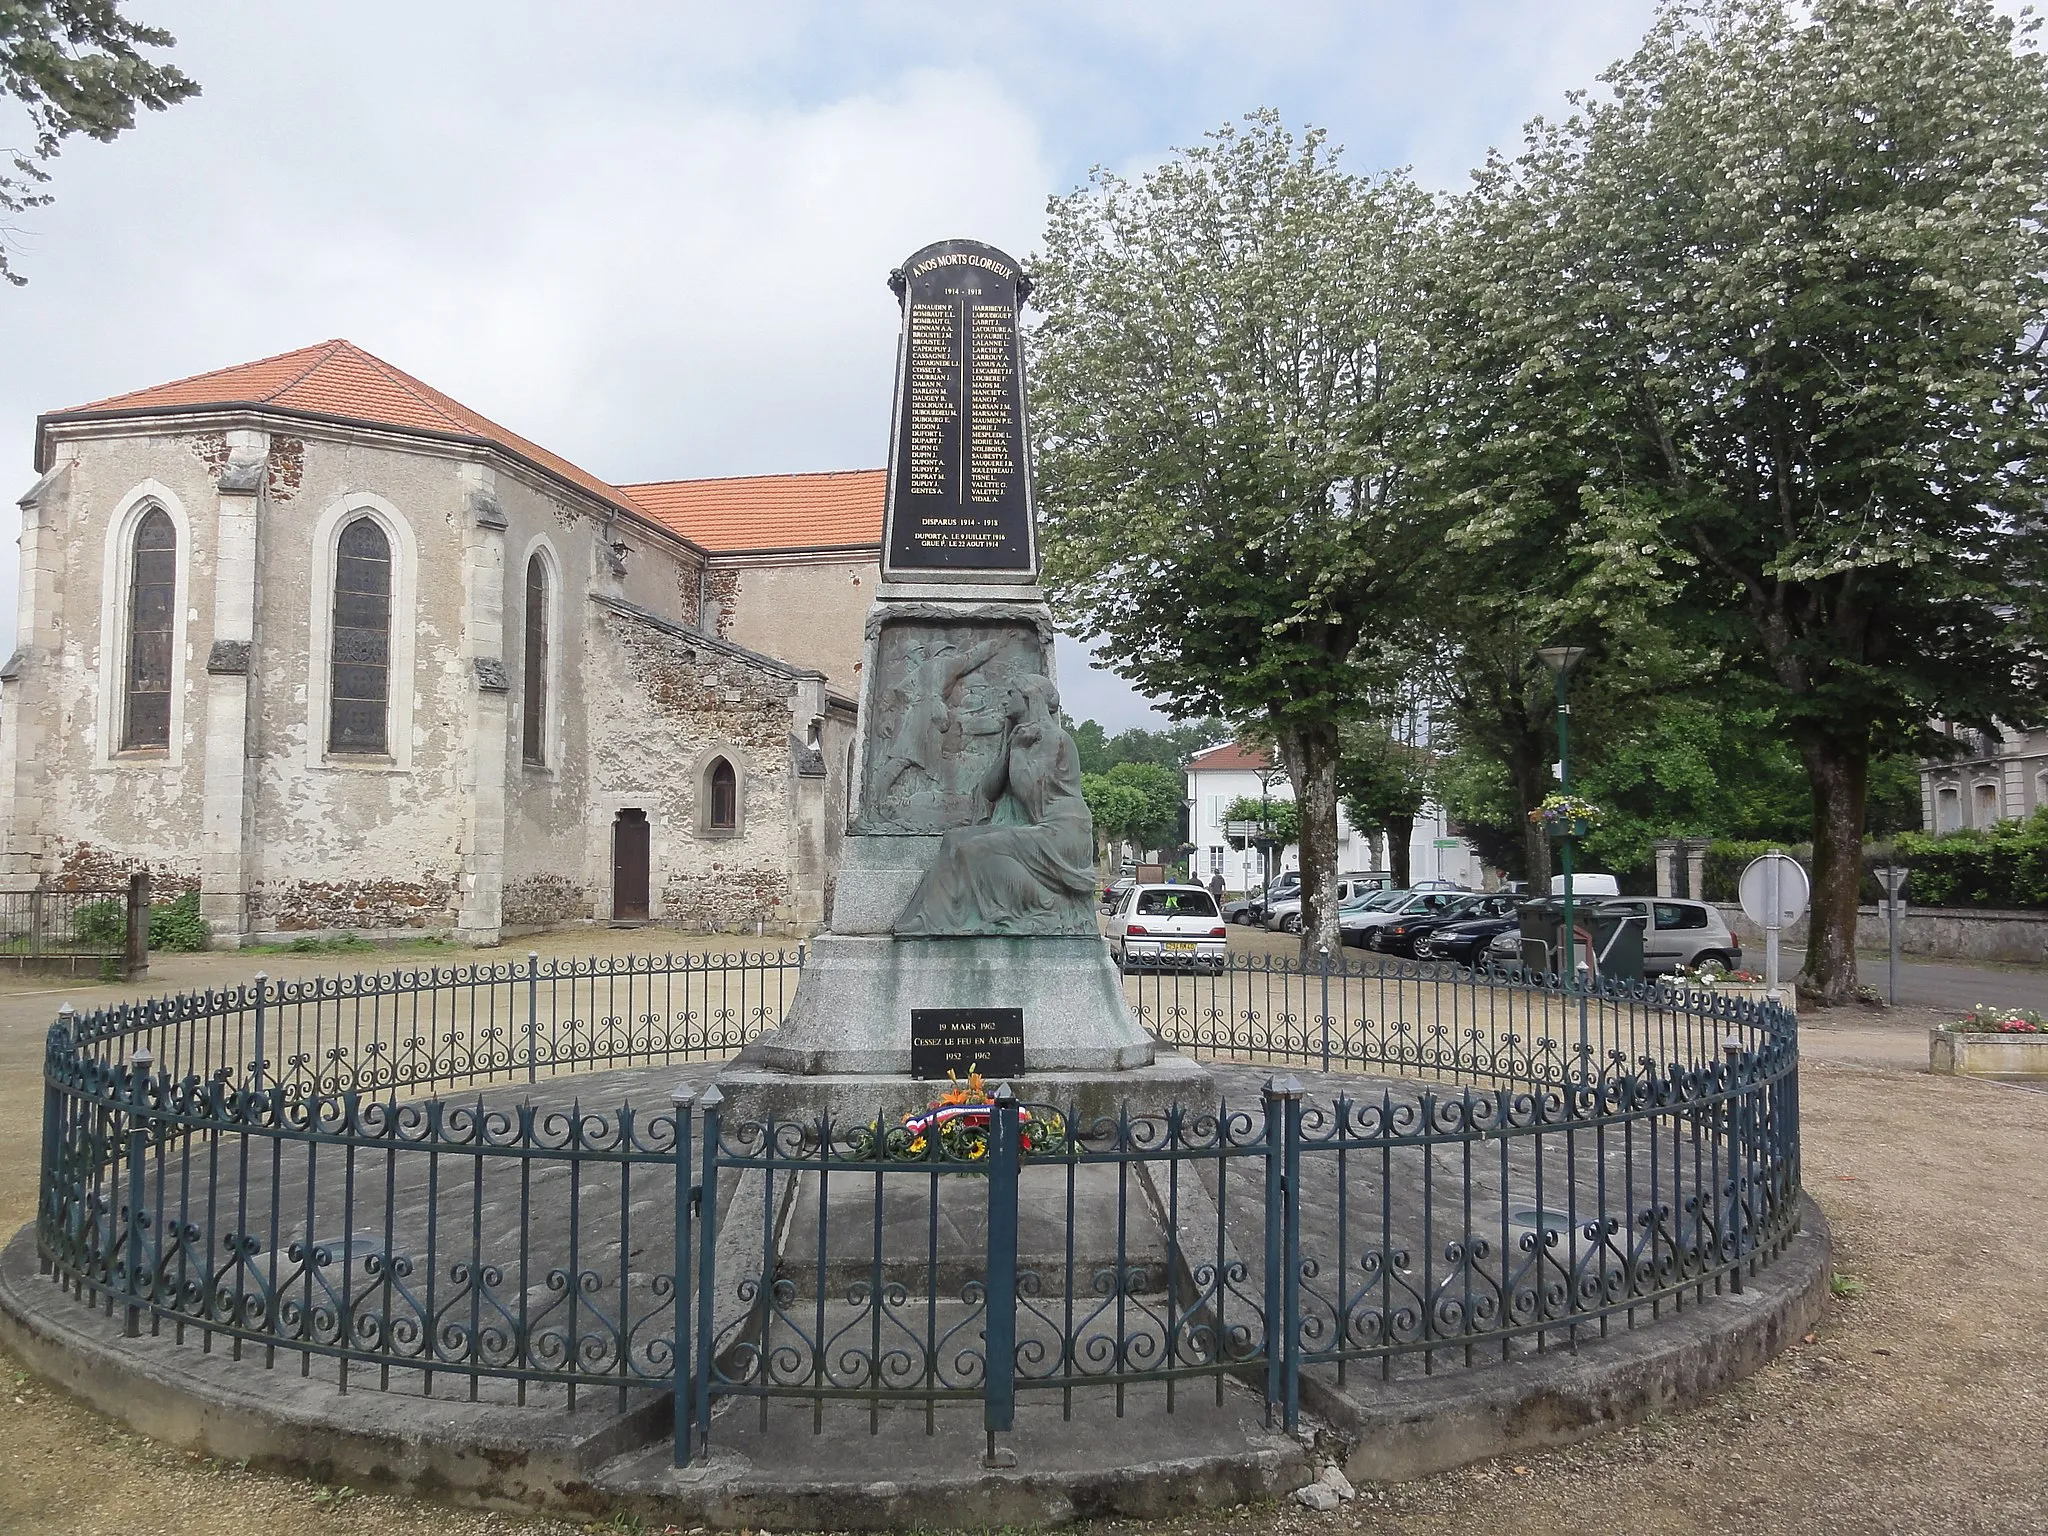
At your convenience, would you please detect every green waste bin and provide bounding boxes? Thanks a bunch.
[1517,898,1645,982]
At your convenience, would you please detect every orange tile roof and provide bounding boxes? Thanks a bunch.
[1188,742,1272,772]
[44,339,649,521]
[622,470,884,554]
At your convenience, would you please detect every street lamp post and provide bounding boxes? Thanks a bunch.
[1535,646,1589,982]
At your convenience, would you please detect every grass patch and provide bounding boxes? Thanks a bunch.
[1829,1272,1869,1300]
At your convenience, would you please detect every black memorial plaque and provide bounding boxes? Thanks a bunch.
[882,239,1036,578]
[909,1006,1025,1080]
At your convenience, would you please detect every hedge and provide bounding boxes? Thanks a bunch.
[1696,810,2048,911]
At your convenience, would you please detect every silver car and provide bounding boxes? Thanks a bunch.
[1593,898,1742,977]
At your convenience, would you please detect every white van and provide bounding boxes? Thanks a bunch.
[1549,872,1620,897]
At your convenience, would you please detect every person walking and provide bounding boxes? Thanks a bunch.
[1207,870,1225,905]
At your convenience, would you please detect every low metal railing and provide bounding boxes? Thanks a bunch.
[33,948,1801,1466]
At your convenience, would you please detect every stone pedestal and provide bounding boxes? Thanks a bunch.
[749,934,1155,1074]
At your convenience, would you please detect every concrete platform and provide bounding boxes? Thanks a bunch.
[751,933,1156,1074]
[1,1058,1831,1527]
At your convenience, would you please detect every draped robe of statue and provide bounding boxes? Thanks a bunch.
[893,677,1099,937]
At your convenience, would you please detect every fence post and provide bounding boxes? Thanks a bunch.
[1722,1035,1745,1294]
[250,972,268,1095]
[670,1084,696,1467]
[527,952,540,1085]
[1278,1075,1303,1434]
[692,1086,724,1456]
[39,1004,74,1274]
[1261,1077,1285,1425]
[122,1047,154,1337]
[983,1084,1021,1463]
[123,872,150,982]
[1318,944,1332,1074]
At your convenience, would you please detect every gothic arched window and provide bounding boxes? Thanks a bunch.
[522,552,549,766]
[709,757,737,832]
[121,507,176,750]
[328,517,392,754]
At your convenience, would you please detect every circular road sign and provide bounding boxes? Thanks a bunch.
[1739,852,1810,929]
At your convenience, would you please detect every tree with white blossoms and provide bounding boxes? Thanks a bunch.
[1432,0,2048,1004]
[1030,113,1441,957]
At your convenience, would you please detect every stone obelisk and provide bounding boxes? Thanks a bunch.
[749,239,1155,1077]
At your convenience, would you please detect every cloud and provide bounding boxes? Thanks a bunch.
[0,1,1663,727]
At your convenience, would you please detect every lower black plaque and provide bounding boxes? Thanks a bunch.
[910,1007,1024,1081]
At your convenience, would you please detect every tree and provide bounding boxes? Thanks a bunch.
[1081,775,1148,859]
[2,2,198,286]
[1103,759,1184,853]
[1221,795,1302,846]
[1436,0,2048,1002]
[1335,723,1430,885]
[1032,112,1439,957]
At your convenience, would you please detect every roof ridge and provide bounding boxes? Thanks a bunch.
[270,338,349,401]
[334,342,475,435]
[70,337,338,411]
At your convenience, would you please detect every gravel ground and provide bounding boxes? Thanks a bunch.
[1,938,2043,1534]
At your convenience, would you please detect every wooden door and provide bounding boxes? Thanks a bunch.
[612,809,650,921]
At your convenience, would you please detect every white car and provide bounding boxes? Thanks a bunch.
[1104,883,1228,970]
[1263,875,1394,932]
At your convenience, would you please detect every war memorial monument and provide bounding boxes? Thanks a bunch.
[1,239,1827,1530]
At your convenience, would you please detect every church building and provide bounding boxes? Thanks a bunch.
[2,339,887,945]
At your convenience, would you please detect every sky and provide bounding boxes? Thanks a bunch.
[0,0,1660,730]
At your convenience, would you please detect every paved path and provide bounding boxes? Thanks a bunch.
[1780,946,2048,1013]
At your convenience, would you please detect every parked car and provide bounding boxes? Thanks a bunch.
[1103,883,1229,971]
[1226,870,1300,926]
[1099,877,1135,913]
[1377,892,1520,957]
[1587,897,1741,977]
[1496,897,1742,978]
[1340,889,1468,948]
[1416,904,1526,966]
[1263,875,1395,933]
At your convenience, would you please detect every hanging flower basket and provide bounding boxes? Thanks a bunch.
[1529,794,1603,840]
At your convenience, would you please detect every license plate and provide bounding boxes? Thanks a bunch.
[1163,942,1196,953]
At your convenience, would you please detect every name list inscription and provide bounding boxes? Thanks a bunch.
[885,241,1034,574]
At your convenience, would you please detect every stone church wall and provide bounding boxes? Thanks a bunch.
[6,414,847,944]
[243,436,472,934]
[711,554,876,695]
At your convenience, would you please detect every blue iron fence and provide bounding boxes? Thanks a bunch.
[33,948,1802,1468]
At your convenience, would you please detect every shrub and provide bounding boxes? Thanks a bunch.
[149,890,209,952]
[71,899,124,947]
[1697,810,2048,912]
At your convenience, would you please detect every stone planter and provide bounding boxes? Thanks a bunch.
[1929,1027,2048,1079]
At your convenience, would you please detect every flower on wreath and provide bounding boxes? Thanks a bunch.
[1528,793,1603,829]
[852,1067,1069,1161]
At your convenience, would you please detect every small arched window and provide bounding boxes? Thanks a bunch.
[709,757,737,832]
[522,552,549,766]
[121,507,176,750]
[328,517,392,754]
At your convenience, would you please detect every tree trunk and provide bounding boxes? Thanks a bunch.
[1799,734,1867,1007]
[1510,735,1553,891]
[1386,814,1414,887]
[1277,719,1343,960]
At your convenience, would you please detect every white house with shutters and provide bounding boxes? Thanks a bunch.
[1184,742,1484,892]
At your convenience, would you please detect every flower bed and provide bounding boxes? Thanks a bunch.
[1931,1007,2048,1078]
